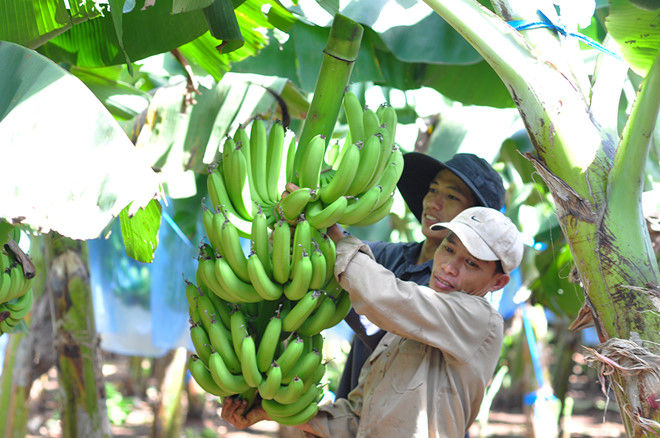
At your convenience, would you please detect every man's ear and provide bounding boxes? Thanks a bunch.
[490,273,510,292]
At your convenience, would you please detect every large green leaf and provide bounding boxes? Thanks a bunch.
[0,0,101,48]
[0,41,159,239]
[606,0,660,76]
[71,65,151,120]
[39,0,208,67]
[119,199,162,263]
[233,21,514,107]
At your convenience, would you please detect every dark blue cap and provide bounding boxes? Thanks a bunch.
[397,152,505,222]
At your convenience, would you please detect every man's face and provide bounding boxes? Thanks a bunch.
[430,233,509,296]
[420,169,477,243]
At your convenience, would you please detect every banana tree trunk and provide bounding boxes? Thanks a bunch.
[422,1,660,435]
[46,234,111,437]
[0,234,50,437]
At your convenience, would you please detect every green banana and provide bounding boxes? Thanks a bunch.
[283,253,312,301]
[297,134,326,189]
[363,107,381,139]
[207,169,234,214]
[222,137,253,221]
[262,383,321,418]
[218,218,250,283]
[206,317,242,374]
[275,336,304,378]
[3,288,33,320]
[305,197,348,230]
[250,119,270,203]
[210,210,227,257]
[285,136,297,184]
[308,243,327,290]
[271,219,292,284]
[347,134,382,196]
[0,272,11,304]
[291,219,312,267]
[283,348,322,385]
[278,188,313,223]
[339,185,382,226]
[240,335,264,388]
[207,292,233,329]
[274,376,305,404]
[251,205,271,277]
[343,90,365,143]
[257,315,283,372]
[374,146,404,207]
[312,334,324,353]
[270,400,319,426]
[303,362,326,392]
[199,256,239,303]
[266,121,285,202]
[185,281,199,308]
[324,290,352,329]
[247,253,283,301]
[197,293,219,331]
[214,257,261,303]
[230,309,249,358]
[190,323,213,365]
[349,193,394,227]
[235,125,263,207]
[203,206,223,254]
[318,141,360,204]
[297,295,336,337]
[367,105,397,188]
[258,362,282,400]
[189,355,232,397]
[209,351,250,394]
[282,290,322,332]
[315,232,336,284]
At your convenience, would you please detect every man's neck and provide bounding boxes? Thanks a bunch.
[416,239,439,265]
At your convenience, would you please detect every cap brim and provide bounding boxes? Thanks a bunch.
[397,153,444,223]
[430,221,499,262]
[397,153,490,223]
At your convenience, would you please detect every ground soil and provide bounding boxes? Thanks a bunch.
[25,350,625,438]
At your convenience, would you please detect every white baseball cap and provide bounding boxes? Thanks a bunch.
[430,207,524,274]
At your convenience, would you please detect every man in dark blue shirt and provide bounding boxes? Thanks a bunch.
[336,152,506,399]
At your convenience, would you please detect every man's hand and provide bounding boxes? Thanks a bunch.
[220,397,269,430]
[326,224,345,243]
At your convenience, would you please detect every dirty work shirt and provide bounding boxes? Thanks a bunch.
[307,236,503,438]
[336,240,433,399]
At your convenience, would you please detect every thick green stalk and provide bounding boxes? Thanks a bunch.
[608,51,660,230]
[294,14,363,179]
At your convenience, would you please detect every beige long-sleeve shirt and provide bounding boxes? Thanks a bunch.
[307,236,504,438]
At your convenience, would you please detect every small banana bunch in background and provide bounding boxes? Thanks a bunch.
[187,91,403,425]
[0,228,34,334]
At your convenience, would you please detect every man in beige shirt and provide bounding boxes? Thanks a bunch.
[222,206,524,437]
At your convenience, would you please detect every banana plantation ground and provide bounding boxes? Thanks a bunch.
[25,349,625,438]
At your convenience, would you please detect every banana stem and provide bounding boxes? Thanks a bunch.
[294,14,363,181]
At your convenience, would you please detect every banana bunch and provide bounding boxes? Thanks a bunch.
[191,94,403,423]
[0,238,34,334]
